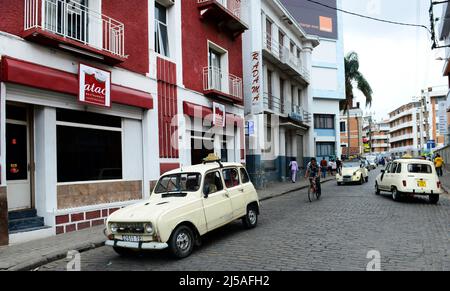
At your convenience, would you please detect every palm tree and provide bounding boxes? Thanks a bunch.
[341,51,373,111]
[342,51,373,158]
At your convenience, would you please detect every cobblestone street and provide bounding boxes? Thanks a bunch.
[38,170,450,271]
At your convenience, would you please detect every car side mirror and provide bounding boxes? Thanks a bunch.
[381,170,385,173]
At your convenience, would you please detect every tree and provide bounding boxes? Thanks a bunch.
[342,51,373,158]
[341,51,373,111]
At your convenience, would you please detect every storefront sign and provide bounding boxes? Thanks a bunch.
[280,0,338,40]
[79,64,111,107]
[246,121,255,136]
[213,102,226,127]
[252,52,263,114]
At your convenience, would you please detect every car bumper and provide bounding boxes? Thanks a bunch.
[336,176,360,183]
[398,189,442,196]
[105,240,169,250]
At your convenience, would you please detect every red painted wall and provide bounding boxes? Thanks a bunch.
[0,0,148,75]
[102,0,149,75]
[157,57,179,159]
[0,0,24,35]
[181,0,243,94]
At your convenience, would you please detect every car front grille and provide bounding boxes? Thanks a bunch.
[116,223,145,234]
[344,176,352,179]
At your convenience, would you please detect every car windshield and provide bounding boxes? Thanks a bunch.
[407,164,432,174]
[343,163,360,168]
[154,173,202,194]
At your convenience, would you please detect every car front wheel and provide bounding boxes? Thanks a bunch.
[169,225,195,259]
[242,205,258,229]
[375,183,380,195]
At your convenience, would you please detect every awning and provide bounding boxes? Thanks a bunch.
[0,56,153,109]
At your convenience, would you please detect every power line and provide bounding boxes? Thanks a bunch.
[305,0,432,34]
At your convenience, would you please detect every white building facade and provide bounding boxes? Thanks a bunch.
[242,0,319,186]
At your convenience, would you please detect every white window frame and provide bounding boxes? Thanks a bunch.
[55,117,125,185]
[155,1,170,57]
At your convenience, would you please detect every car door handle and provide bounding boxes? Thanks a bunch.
[224,193,230,198]
[239,189,244,192]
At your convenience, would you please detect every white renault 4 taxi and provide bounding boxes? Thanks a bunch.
[375,159,443,204]
[105,155,260,259]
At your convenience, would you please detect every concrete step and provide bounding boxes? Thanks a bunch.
[8,209,38,221]
[8,216,45,232]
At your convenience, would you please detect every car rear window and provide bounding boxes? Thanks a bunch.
[407,164,432,174]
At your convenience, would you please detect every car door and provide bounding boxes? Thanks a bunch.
[379,163,391,190]
[222,167,246,219]
[384,162,397,191]
[202,170,233,231]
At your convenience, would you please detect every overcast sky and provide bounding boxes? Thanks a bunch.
[341,0,447,121]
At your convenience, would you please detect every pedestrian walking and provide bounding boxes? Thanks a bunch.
[336,158,342,175]
[289,158,299,183]
[320,157,328,179]
[330,160,337,176]
[434,154,444,177]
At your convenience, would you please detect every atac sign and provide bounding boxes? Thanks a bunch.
[213,102,226,128]
[79,64,111,107]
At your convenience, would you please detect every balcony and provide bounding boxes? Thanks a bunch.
[24,0,126,64]
[263,93,311,126]
[371,135,389,140]
[197,0,248,37]
[262,34,310,84]
[202,66,243,103]
[390,121,414,133]
[390,133,414,143]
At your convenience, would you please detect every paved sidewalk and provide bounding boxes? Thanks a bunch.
[0,176,335,271]
[0,226,105,271]
[440,168,450,195]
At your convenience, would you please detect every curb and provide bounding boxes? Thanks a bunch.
[260,178,334,202]
[10,240,106,271]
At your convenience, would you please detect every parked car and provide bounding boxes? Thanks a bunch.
[336,161,369,185]
[375,159,442,204]
[105,157,260,259]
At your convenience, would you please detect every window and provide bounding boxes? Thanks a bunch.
[56,109,122,183]
[240,168,250,184]
[208,47,223,90]
[223,168,240,188]
[340,121,346,132]
[314,115,335,129]
[316,142,335,157]
[396,163,402,174]
[155,2,169,57]
[46,0,88,42]
[408,164,432,174]
[391,163,398,173]
[266,18,273,51]
[203,171,224,195]
[154,173,202,194]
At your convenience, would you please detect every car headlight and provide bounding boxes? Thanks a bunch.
[145,223,154,234]
[110,223,118,233]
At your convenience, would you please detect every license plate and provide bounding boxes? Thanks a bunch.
[122,235,141,242]
[417,181,426,188]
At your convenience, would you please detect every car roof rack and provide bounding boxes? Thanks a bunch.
[203,154,224,168]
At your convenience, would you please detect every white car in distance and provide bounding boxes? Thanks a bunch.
[375,159,442,204]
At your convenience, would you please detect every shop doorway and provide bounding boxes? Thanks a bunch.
[6,104,33,211]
